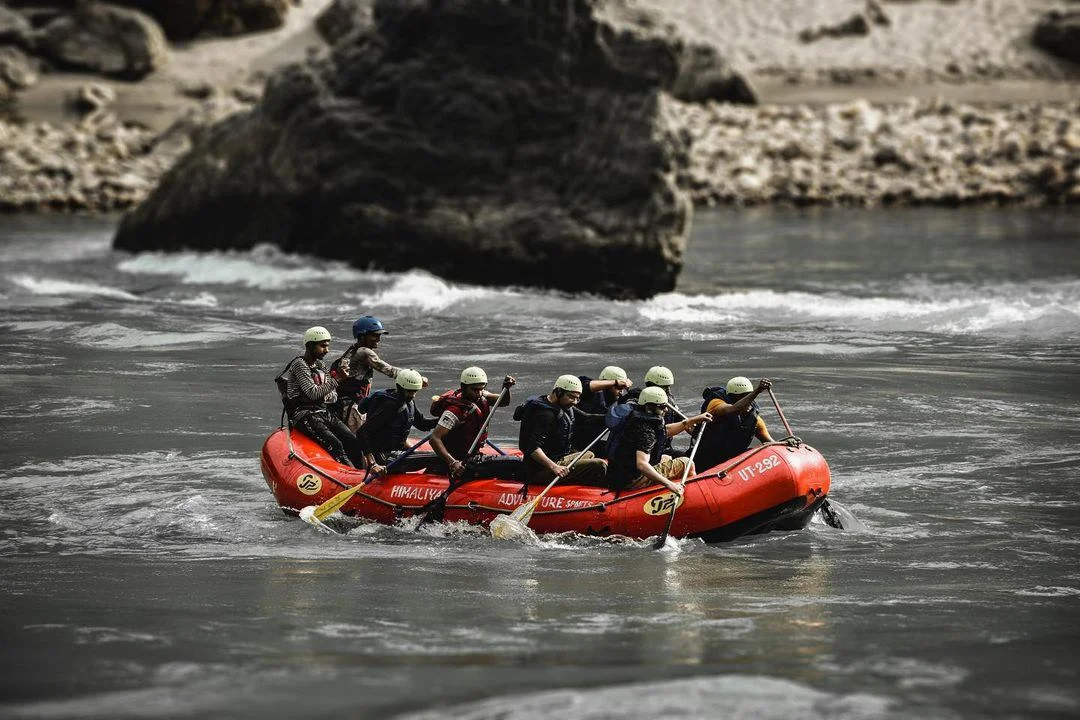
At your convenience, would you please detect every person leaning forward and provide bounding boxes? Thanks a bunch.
[695,377,775,470]
[355,369,438,475]
[571,365,632,456]
[278,326,364,467]
[620,365,690,458]
[605,386,711,496]
[515,375,608,487]
[428,366,517,480]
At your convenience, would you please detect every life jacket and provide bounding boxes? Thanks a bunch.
[605,402,666,490]
[696,386,761,469]
[618,386,679,452]
[357,388,412,453]
[331,344,375,405]
[431,389,490,458]
[514,394,573,462]
[275,356,331,419]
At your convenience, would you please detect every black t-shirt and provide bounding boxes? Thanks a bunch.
[607,413,663,487]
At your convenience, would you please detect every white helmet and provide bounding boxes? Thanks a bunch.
[460,366,488,385]
[396,369,424,391]
[726,376,754,395]
[599,365,628,382]
[639,386,668,406]
[645,365,674,387]
[303,326,331,344]
[554,374,583,393]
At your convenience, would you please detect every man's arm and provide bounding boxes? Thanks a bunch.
[429,413,465,477]
[291,359,338,402]
[483,374,515,406]
[635,450,682,495]
[755,417,775,443]
[665,413,711,438]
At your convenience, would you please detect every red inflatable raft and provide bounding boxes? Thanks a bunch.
[260,428,832,541]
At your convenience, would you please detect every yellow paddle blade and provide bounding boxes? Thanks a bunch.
[489,513,534,541]
[508,496,540,524]
[310,482,364,522]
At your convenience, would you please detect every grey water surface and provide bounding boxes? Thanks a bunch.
[1,208,1078,719]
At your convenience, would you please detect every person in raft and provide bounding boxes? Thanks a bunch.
[330,315,428,428]
[604,386,711,496]
[695,377,775,470]
[354,368,438,475]
[570,365,633,457]
[514,375,608,486]
[428,366,519,480]
[276,326,364,467]
[620,365,692,458]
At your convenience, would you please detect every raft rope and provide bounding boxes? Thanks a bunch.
[282,430,809,520]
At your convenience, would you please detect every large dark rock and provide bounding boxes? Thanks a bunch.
[1033,9,1080,64]
[315,0,372,45]
[0,5,36,50]
[35,2,168,80]
[114,0,717,299]
[104,0,290,40]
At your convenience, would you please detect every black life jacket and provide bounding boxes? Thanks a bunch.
[618,386,679,452]
[514,394,573,462]
[274,356,329,419]
[357,388,412,453]
[331,343,375,404]
[431,389,490,458]
[605,402,666,490]
[696,386,761,469]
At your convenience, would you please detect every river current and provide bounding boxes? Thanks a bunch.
[1,208,1078,719]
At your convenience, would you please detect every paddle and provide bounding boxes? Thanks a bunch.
[765,386,844,530]
[412,385,509,528]
[489,427,609,540]
[652,417,707,550]
[301,431,434,526]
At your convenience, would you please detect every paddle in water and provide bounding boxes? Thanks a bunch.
[300,431,434,530]
[490,428,608,541]
[652,419,707,550]
[766,386,846,530]
[412,385,508,529]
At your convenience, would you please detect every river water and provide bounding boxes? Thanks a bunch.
[1,208,1078,719]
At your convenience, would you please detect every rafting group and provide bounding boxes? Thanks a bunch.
[274,316,781,498]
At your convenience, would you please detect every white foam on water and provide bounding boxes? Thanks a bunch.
[366,270,517,312]
[1013,586,1080,597]
[640,278,1080,339]
[392,675,899,720]
[67,321,284,350]
[7,274,141,302]
[116,244,379,289]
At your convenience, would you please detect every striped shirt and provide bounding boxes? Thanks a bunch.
[285,356,339,418]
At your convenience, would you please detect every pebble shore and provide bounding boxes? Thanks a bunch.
[674,98,1080,207]
[3,96,1079,213]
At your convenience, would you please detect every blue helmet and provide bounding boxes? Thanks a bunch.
[352,315,387,338]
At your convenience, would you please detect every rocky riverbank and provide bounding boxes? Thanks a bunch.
[1,0,1079,215]
[4,95,1078,213]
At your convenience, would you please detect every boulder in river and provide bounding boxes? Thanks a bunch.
[113,0,732,299]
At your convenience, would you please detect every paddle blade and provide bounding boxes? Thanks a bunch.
[311,483,362,522]
[508,497,540,525]
[489,513,534,541]
[299,505,336,534]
